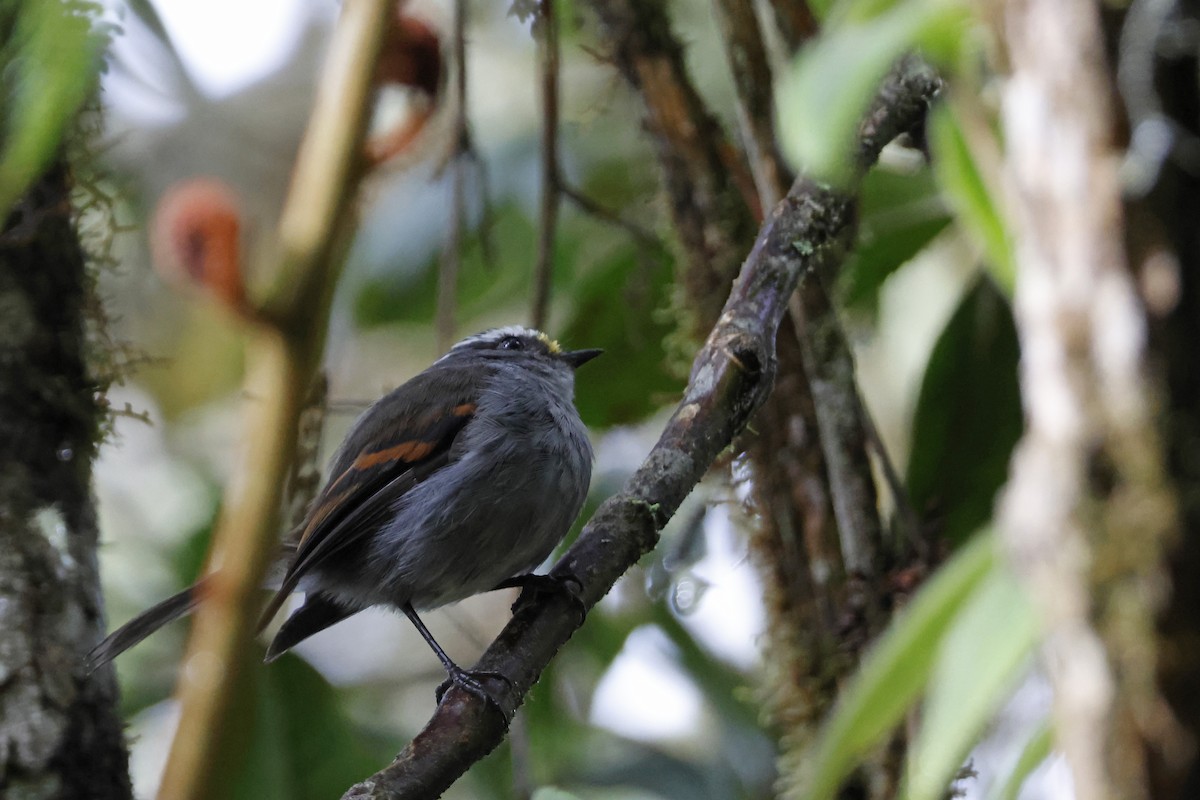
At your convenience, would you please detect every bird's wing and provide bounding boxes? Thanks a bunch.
[256,364,481,631]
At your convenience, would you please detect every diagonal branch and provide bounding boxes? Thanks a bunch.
[341,60,941,800]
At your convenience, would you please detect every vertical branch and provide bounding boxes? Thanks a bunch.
[0,161,133,800]
[789,291,883,593]
[157,2,391,798]
[436,0,469,353]
[710,0,848,775]
[530,0,560,330]
[714,4,922,588]
[995,1,1179,798]
[599,5,913,798]
[785,61,943,606]
[713,0,890,607]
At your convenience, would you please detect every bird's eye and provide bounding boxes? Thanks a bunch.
[498,336,525,351]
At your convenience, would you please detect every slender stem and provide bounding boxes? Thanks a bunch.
[158,333,307,800]
[156,2,390,798]
[437,160,464,353]
[560,183,663,253]
[858,392,924,558]
[530,0,560,330]
[436,0,469,353]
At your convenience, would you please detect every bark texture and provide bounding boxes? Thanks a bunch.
[995,1,1186,798]
[0,161,132,799]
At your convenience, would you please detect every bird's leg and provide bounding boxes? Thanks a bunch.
[401,604,513,722]
[493,572,586,625]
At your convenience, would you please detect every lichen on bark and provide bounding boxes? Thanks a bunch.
[0,156,132,799]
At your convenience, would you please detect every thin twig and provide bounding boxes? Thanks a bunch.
[438,160,464,353]
[436,0,468,353]
[559,182,664,253]
[464,146,497,268]
[857,392,924,559]
[530,0,560,330]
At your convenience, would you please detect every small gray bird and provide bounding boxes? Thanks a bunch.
[88,326,600,702]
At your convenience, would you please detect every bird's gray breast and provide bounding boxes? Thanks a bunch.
[365,366,592,610]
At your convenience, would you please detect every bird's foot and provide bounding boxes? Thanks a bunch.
[494,572,586,625]
[435,665,514,724]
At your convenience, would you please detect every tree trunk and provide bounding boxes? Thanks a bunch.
[0,160,133,799]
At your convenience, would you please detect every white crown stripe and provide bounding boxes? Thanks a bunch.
[439,327,563,360]
[451,327,561,353]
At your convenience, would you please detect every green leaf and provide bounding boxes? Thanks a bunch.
[776,0,968,185]
[989,719,1052,800]
[905,565,1040,800]
[929,102,1015,293]
[0,1,108,214]
[802,531,997,800]
[215,656,394,800]
[907,276,1021,544]
[839,165,953,309]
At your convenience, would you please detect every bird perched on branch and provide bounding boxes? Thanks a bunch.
[89,326,601,706]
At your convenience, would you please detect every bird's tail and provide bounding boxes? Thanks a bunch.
[85,577,208,672]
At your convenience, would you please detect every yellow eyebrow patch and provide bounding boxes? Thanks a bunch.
[354,439,435,469]
[536,332,562,354]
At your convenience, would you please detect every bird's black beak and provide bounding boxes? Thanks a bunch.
[561,348,603,369]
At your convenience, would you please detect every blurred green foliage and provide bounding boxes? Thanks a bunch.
[929,103,1016,292]
[354,199,682,428]
[225,655,395,800]
[838,165,952,311]
[776,0,970,185]
[990,721,1052,800]
[907,560,1037,800]
[802,532,997,800]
